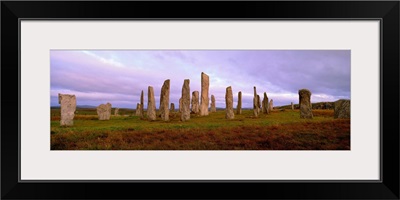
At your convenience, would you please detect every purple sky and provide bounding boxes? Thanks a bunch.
[50,50,350,109]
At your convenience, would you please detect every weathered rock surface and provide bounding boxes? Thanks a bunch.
[236,91,242,114]
[210,95,216,112]
[225,86,234,119]
[191,91,200,114]
[170,103,175,112]
[257,95,261,114]
[262,92,269,114]
[269,99,274,112]
[291,102,294,110]
[58,93,76,126]
[159,79,170,121]
[181,79,191,121]
[334,99,350,119]
[114,108,119,116]
[179,98,182,112]
[199,72,209,116]
[97,102,112,120]
[147,86,156,121]
[135,103,141,116]
[253,86,259,117]
[298,89,313,119]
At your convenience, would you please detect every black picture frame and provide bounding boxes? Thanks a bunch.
[2,1,399,199]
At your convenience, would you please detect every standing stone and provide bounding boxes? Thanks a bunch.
[181,79,190,121]
[262,92,269,114]
[199,72,209,116]
[139,90,144,118]
[135,103,141,116]
[253,86,259,117]
[257,95,261,114]
[210,95,216,112]
[236,91,242,114]
[269,99,274,112]
[170,103,175,112]
[334,99,350,119]
[298,89,313,119]
[58,93,76,126]
[159,79,170,121]
[114,108,119,116]
[179,98,182,112]
[147,86,156,121]
[97,102,112,120]
[225,86,234,119]
[191,91,200,114]
[291,102,294,110]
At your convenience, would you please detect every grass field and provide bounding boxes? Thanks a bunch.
[50,108,350,150]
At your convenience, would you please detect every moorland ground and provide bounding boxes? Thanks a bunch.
[50,108,350,150]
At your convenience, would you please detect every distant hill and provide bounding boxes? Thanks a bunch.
[51,105,97,109]
[276,102,335,110]
[77,105,97,108]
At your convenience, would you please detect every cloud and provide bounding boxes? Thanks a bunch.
[82,51,125,68]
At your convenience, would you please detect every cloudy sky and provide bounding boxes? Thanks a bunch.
[50,50,350,109]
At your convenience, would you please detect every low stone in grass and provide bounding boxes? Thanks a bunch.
[334,99,350,119]
[97,102,112,120]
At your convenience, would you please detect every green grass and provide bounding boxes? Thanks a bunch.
[51,108,350,150]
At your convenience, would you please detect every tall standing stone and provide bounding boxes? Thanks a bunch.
[262,92,269,114]
[170,103,175,112]
[139,90,144,118]
[253,86,259,117]
[269,99,274,112]
[225,86,234,119]
[199,72,209,116]
[291,102,294,110]
[191,91,200,114]
[236,91,242,114]
[97,102,112,120]
[58,93,76,126]
[210,95,217,112]
[135,103,141,116]
[334,99,350,119]
[298,89,313,119]
[257,95,261,114]
[159,79,170,121]
[147,86,156,121]
[114,108,119,116]
[181,79,190,121]
[179,98,182,112]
